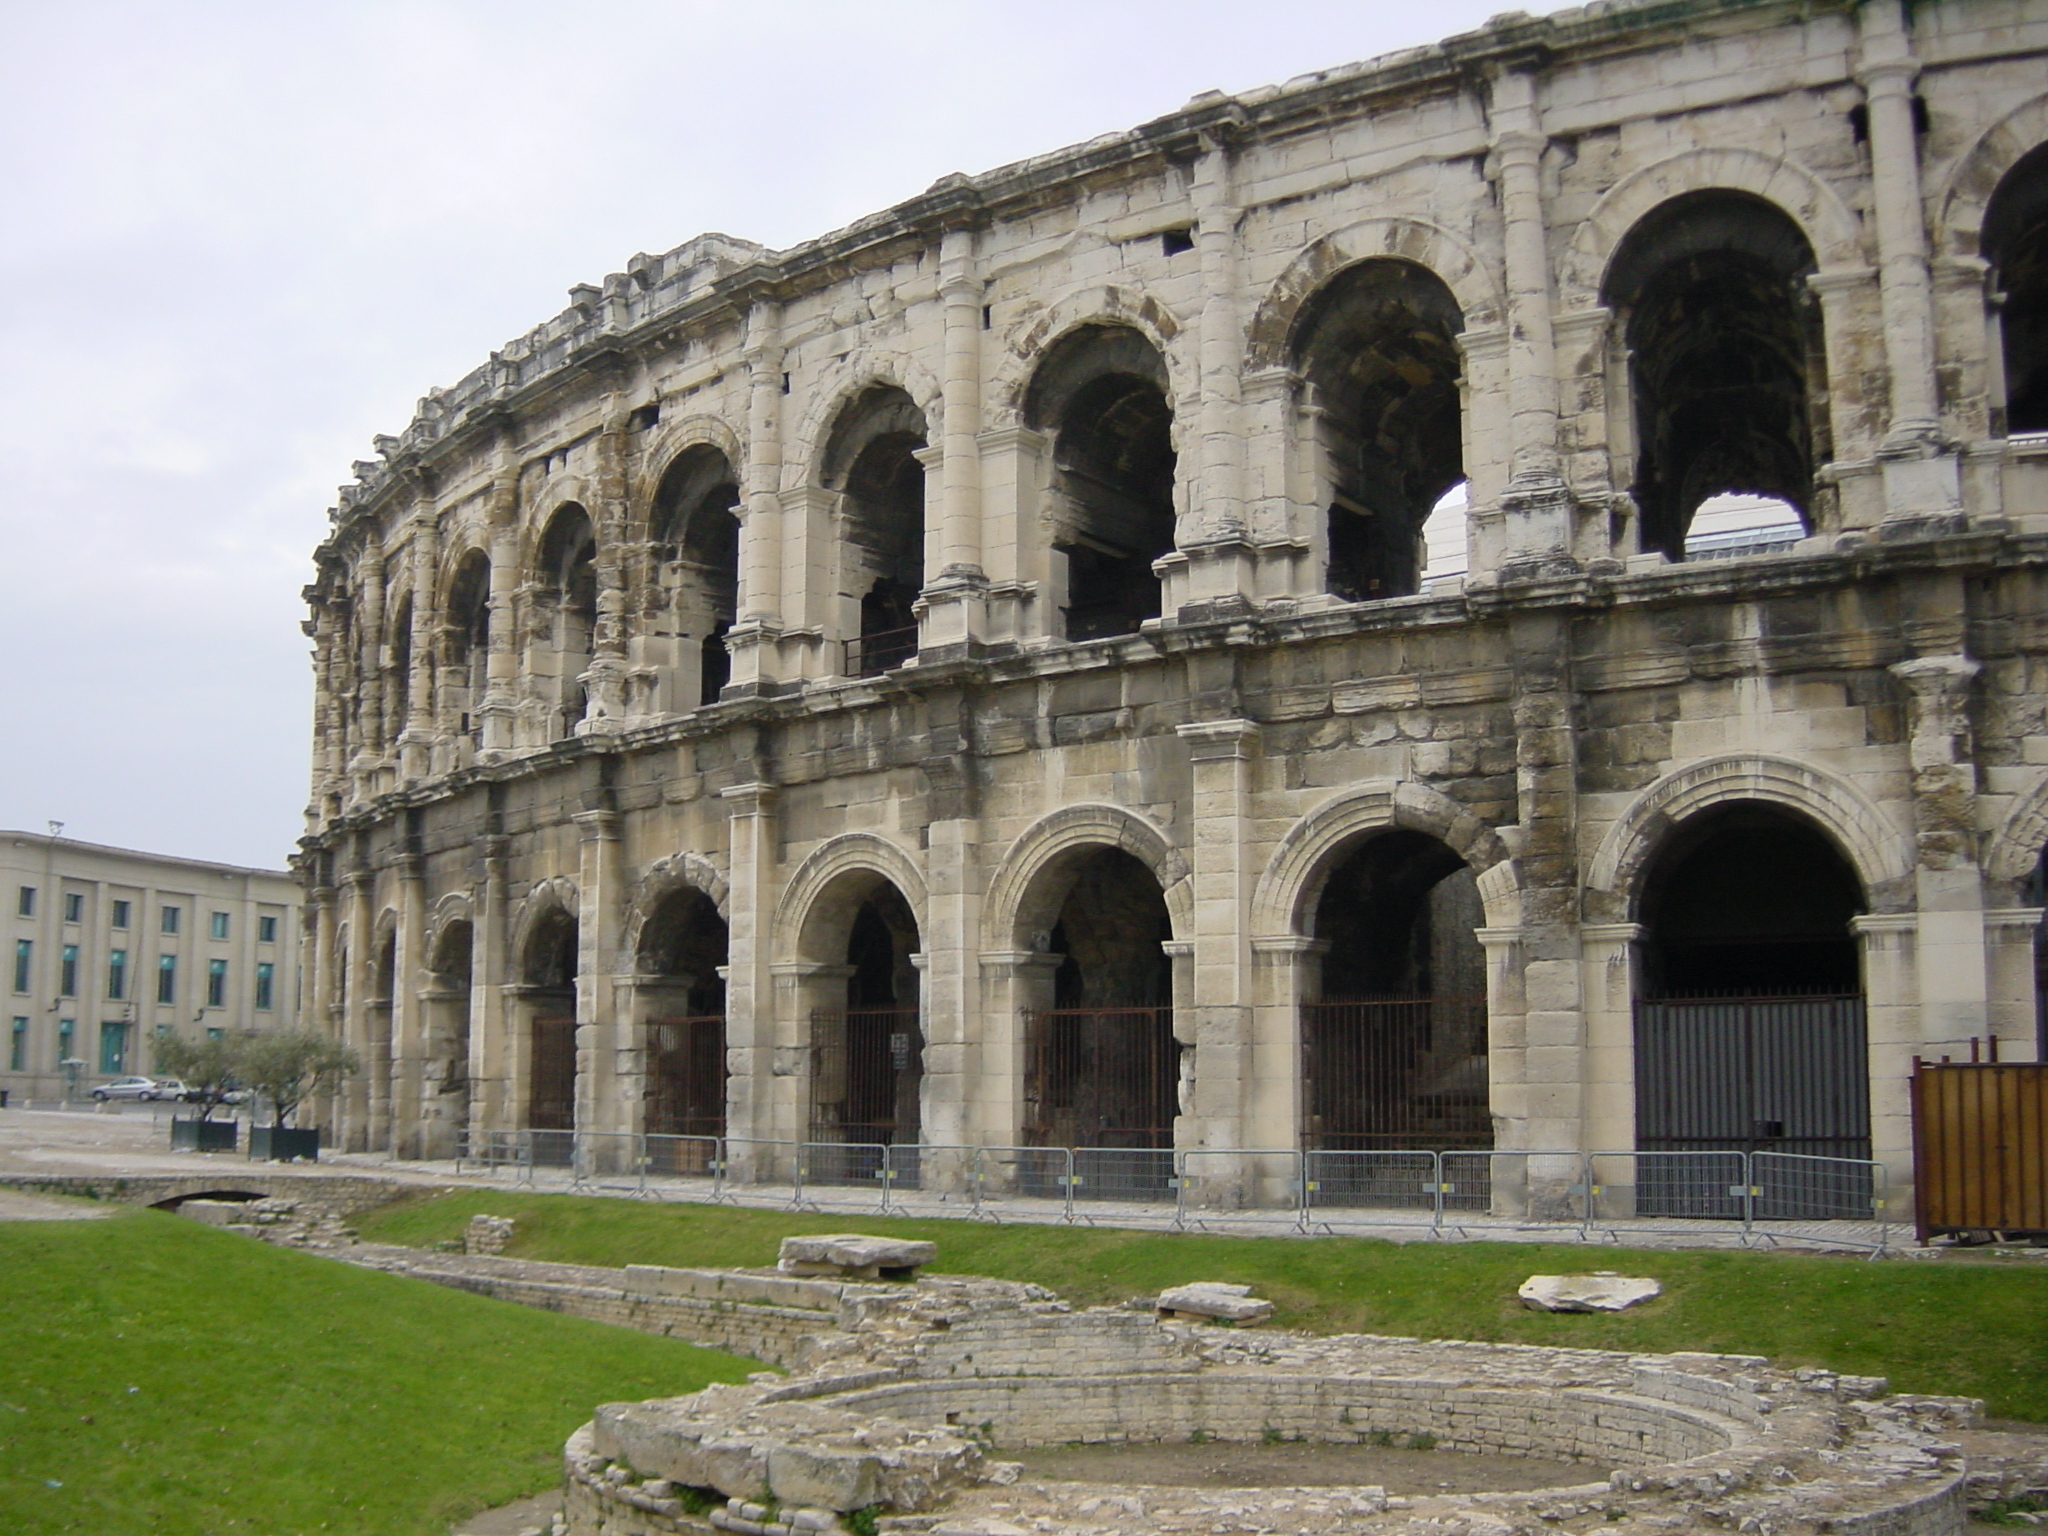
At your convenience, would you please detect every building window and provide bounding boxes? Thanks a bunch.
[106,949,126,1000]
[206,958,227,1009]
[205,1026,224,1041]
[255,961,275,1011]
[12,939,29,994]
[98,1020,127,1075]
[111,899,130,929]
[63,892,84,924]
[157,954,176,1005]
[209,911,230,941]
[15,887,33,919]
[59,944,78,997]
[160,906,180,935]
[9,1018,25,1072]
[258,915,278,944]
[56,1019,73,1067]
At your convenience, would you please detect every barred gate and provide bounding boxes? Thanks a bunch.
[1635,994,1869,1218]
[529,1013,577,1134]
[1022,1005,1176,1199]
[809,1007,922,1187]
[647,1015,726,1174]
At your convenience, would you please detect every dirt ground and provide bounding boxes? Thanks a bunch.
[1010,1439,1606,1495]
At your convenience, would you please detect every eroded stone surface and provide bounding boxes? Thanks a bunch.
[779,1235,937,1281]
[1156,1282,1275,1324]
[1517,1273,1662,1312]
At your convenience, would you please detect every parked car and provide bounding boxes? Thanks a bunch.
[183,1085,250,1107]
[91,1076,179,1102]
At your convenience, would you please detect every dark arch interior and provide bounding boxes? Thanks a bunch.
[1292,260,1465,603]
[387,594,411,746]
[536,504,597,736]
[1027,847,1177,1158]
[1606,192,1825,561]
[825,387,927,673]
[1026,325,1177,639]
[427,920,473,1101]
[653,446,741,706]
[1306,830,1489,1153]
[1985,140,2048,435]
[638,886,728,1141]
[445,551,491,737]
[1637,803,1864,997]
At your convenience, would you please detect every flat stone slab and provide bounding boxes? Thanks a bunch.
[1156,1281,1275,1324]
[777,1233,935,1280]
[1518,1273,1662,1312]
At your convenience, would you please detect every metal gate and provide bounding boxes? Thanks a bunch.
[528,1012,578,1147]
[647,1015,725,1172]
[1635,994,1869,1217]
[809,1007,921,1185]
[1023,1005,1176,1198]
[1911,1056,2048,1240]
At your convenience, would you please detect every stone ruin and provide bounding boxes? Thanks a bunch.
[559,1245,2016,1536]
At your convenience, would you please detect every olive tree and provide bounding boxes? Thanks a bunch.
[150,1032,240,1121]
[235,1030,360,1129]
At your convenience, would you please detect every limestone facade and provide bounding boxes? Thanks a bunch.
[301,0,2048,1218]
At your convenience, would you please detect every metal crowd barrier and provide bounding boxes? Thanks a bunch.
[457,1130,1896,1247]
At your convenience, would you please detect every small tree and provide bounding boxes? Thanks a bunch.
[235,1030,360,1129]
[150,1032,239,1122]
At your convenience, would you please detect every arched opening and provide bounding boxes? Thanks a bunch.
[519,907,579,1140]
[386,594,412,751]
[1633,802,1869,1216]
[444,550,491,747]
[1682,492,1808,562]
[1024,326,1177,639]
[809,878,922,1182]
[1292,260,1464,603]
[651,446,741,707]
[420,920,473,1159]
[368,928,397,1137]
[824,387,926,676]
[1605,191,1826,561]
[1984,140,2048,435]
[535,504,597,738]
[637,885,728,1166]
[1302,831,1488,1205]
[1023,847,1177,1196]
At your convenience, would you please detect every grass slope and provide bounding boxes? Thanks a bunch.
[359,1187,2048,1423]
[0,1208,755,1536]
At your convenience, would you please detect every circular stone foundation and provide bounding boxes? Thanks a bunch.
[568,1305,1977,1536]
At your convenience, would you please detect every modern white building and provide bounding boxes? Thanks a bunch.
[2,830,300,1103]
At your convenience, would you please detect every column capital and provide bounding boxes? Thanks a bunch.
[1176,718,1260,760]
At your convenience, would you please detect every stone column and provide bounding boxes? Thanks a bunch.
[1488,66,1574,573]
[1239,368,1309,599]
[390,853,427,1158]
[727,304,786,696]
[340,868,374,1151]
[1858,0,1960,519]
[1578,922,1641,1158]
[1168,132,1257,620]
[973,426,1051,644]
[1982,908,2044,1060]
[921,230,988,658]
[471,836,512,1137]
[400,512,439,781]
[1248,936,1318,1196]
[1853,911,1919,1213]
[976,951,1059,1161]
[1175,720,1258,1160]
[573,807,626,1154]
[917,698,982,1187]
[578,424,631,733]
[1892,654,1989,1055]
[477,477,521,756]
[351,549,386,799]
[719,782,780,1178]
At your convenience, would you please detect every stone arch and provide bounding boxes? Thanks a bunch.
[773,832,928,964]
[1984,774,2048,888]
[1252,780,1518,940]
[425,892,474,955]
[1561,147,1864,303]
[1245,220,1503,373]
[789,352,944,493]
[633,415,747,534]
[516,483,595,567]
[508,876,580,974]
[1585,753,1911,919]
[622,852,732,964]
[1936,92,2048,258]
[987,284,1191,430]
[982,804,1192,954]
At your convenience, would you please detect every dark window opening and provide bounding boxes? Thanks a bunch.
[521,908,579,1132]
[652,445,741,707]
[445,550,492,745]
[1025,325,1177,640]
[1984,140,2048,436]
[1292,259,1465,602]
[1161,227,1195,257]
[810,881,921,1155]
[638,887,727,1145]
[823,385,927,674]
[1605,191,1825,560]
[536,505,597,739]
[627,403,660,432]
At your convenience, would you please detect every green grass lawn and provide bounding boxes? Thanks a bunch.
[358,1186,2048,1424]
[0,1207,757,1536]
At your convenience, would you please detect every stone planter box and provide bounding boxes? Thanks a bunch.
[170,1118,239,1153]
[249,1126,319,1162]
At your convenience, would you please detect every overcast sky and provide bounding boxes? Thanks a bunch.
[0,0,1557,872]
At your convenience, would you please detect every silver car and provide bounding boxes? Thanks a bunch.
[91,1075,179,1102]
